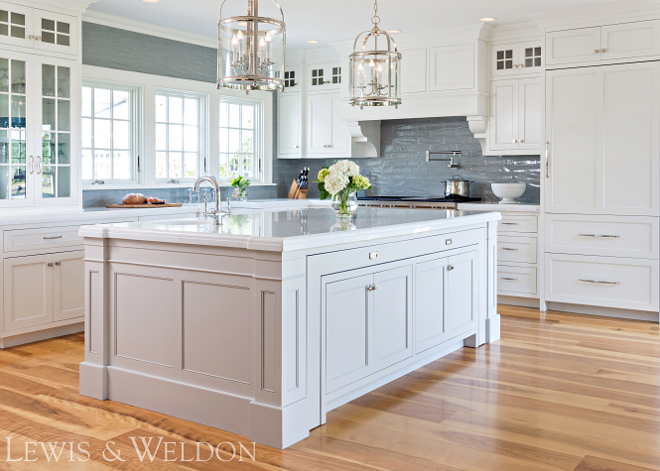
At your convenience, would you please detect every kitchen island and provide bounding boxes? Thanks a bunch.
[78,207,500,448]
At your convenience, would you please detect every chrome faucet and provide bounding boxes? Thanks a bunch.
[192,176,231,225]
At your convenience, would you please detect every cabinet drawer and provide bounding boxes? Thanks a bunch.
[4,225,84,253]
[499,214,538,234]
[545,254,659,311]
[546,214,659,259]
[497,265,537,296]
[498,236,537,264]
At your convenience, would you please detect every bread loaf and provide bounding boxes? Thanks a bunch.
[121,193,147,205]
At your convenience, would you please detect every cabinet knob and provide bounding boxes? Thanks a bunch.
[447,265,455,272]
[512,139,518,143]
[595,49,600,54]
[519,139,524,143]
[519,64,525,68]
[294,145,299,149]
[55,261,61,266]
[601,48,607,53]
[366,283,378,291]
[47,263,54,267]
[445,239,452,245]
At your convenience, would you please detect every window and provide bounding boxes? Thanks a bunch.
[155,91,204,182]
[218,98,262,180]
[81,83,136,183]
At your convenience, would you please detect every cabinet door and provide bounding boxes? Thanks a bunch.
[306,92,332,155]
[33,10,77,56]
[3,254,54,331]
[415,257,447,353]
[0,50,35,208]
[600,62,659,216]
[372,266,413,371]
[329,93,349,156]
[491,43,519,77]
[546,27,601,66]
[307,63,342,92]
[325,273,372,394]
[277,93,301,157]
[517,77,542,151]
[35,56,78,206]
[445,251,477,337]
[518,41,543,76]
[489,79,518,151]
[0,3,34,50]
[401,48,427,93]
[280,64,301,92]
[546,68,600,213]
[53,251,84,321]
[601,21,660,62]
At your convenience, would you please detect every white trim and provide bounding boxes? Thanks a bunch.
[82,65,273,189]
[82,10,217,48]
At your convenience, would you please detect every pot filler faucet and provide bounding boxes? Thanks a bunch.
[193,176,232,226]
[426,151,461,169]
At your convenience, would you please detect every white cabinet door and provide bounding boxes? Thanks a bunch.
[491,43,519,77]
[307,62,342,92]
[33,10,77,56]
[372,266,413,371]
[517,41,544,76]
[3,253,53,331]
[489,79,518,151]
[280,64,301,92]
[546,68,600,213]
[306,92,332,155]
[445,250,477,337]
[429,44,474,91]
[601,20,660,62]
[415,257,446,353]
[277,92,301,157]
[329,93,349,156]
[517,77,542,151]
[53,251,84,321]
[400,48,427,94]
[0,3,34,50]
[546,27,601,67]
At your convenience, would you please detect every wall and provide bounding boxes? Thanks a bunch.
[81,22,278,206]
[273,116,541,203]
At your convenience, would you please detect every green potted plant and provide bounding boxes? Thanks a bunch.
[230,176,251,202]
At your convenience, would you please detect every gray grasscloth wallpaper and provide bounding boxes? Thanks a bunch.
[82,22,540,206]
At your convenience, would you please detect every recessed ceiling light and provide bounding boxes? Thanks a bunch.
[480,17,496,22]
[387,30,401,34]
[143,0,159,3]
[307,40,319,44]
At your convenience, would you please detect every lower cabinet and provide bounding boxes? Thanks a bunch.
[324,248,477,394]
[3,250,84,331]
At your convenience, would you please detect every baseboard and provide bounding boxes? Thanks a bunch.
[0,322,84,348]
[546,302,659,323]
[498,295,540,308]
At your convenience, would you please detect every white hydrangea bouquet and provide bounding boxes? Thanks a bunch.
[315,160,371,219]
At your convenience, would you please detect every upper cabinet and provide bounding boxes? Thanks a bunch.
[305,92,349,158]
[546,20,660,68]
[306,61,342,93]
[491,41,544,77]
[0,2,77,56]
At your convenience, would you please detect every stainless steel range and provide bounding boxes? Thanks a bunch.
[357,195,482,210]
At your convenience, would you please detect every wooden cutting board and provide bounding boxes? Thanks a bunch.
[105,203,183,208]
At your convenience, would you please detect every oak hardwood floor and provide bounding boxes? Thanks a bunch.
[0,306,659,470]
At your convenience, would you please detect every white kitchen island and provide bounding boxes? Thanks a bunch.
[78,207,500,448]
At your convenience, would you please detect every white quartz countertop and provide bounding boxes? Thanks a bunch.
[457,202,540,212]
[79,207,500,252]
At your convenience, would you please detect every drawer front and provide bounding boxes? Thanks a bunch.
[4,225,84,253]
[545,254,659,311]
[499,214,538,234]
[546,214,659,259]
[497,265,537,296]
[498,236,537,264]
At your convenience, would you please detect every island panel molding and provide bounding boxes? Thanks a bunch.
[79,207,500,448]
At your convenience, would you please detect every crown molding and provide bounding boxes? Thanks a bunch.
[20,0,97,15]
[82,10,217,48]
[489,23,543,45]
[528,0,660,31]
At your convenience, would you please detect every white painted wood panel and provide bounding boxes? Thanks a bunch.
[305,93,332,155]
[53,251,84,321]
[401,48,427,94]
[518,77,542,150]
[545,254,659,311]
[260,290,277,393]
[3,254,53,331]
[278,93,301,157]
[4,224,83,253]
[489,79,517,151]
[445,251,477,335]
[498,214,538,234]
[546,27,601,66]
[429,44,474,91]
[497,266,537,297]
[182,281,251,383]
[282,276,306,405]
[601,20,660,61]
[414,257,446,353]
[498,236,538,264]
[545,214,659,259]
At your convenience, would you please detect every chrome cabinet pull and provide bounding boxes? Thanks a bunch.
[445,238,452,245]
[501,277,517,281]
[366,283,378,291]
[545,142,550,178]
[43,235,63,240]
[579,278,619,285]
[579,233,620,238]
[501,222,518,226]
[447,265,455,272]
[502,247,518,251]
[369,252,378,260]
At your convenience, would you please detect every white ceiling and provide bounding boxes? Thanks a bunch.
[87,0,625,49]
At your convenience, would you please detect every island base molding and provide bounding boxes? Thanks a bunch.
[545,302,659,323]
[0,322,83,349]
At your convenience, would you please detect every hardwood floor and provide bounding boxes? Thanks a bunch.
[0,306,659,470]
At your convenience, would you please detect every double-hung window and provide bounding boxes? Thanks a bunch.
[81,83,137,184]
[218,97,263,181]
[155,90,205,182]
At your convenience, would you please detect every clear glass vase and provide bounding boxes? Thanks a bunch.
[236,188,248,202]
[331,190,358,220]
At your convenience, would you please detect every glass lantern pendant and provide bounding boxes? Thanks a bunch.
[217,0,286,93]
[349,0,402,109]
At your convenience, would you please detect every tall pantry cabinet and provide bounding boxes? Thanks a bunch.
[544,31,660,314]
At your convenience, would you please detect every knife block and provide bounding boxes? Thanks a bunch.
[287,180,308,199]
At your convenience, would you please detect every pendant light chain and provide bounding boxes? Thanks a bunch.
[371,0,380,27]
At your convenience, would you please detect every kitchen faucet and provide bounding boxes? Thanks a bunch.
[192,176,231,225]
[426,151,461,169]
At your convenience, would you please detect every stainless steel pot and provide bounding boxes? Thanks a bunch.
[444,177,471,197]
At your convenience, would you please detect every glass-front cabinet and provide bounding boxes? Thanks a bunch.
[0,49,78,208]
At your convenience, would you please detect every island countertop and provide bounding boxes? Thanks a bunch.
[79,207,501,252]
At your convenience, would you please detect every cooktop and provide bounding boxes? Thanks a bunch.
[357,195,482,203]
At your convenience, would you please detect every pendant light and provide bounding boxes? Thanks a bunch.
[217,0,286,92]
[349,0,402,109]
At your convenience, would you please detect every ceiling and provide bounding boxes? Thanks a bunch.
[87,0,625,50]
